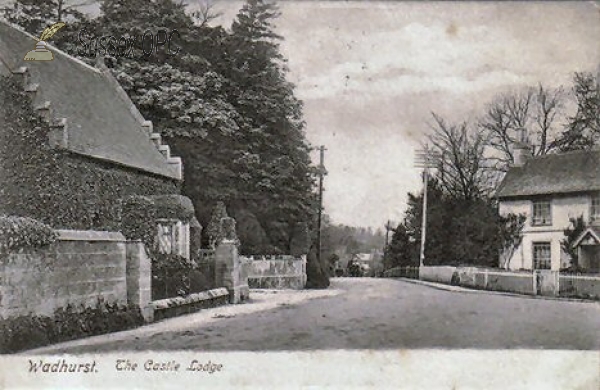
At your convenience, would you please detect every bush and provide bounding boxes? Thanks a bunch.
[152,253,214,299]
[0,215,57,254]
[0,299,144,353]
[151,195,195,222]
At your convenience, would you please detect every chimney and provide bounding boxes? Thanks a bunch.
[512,127,532,168]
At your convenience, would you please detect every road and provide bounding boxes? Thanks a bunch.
[33,278,600,352]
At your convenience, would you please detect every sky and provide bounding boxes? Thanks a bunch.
[207,1,600,229]
[5,0,598,229]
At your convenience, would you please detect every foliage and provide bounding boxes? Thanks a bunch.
[561,215,587,269]
[0,215,57,254]
[6,0,319,255]
[557,72,600,151]
[498,213,527,269]
[0,300,144,353]
[0,76,178,232]
[151,253,214,300]
[289,222,309,257]
[205,201,229,249]
[386,178,526,268]
[119,195,157,247]
[320,218,385,264]
[305,239,330,289]
[151,195,196,222]
[1,0,90,34]
[384,224,418,269]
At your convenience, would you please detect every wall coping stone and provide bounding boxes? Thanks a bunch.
[56,229,126,242]
[150,288,229,310]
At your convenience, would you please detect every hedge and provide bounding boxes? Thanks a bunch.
[0,215,57,254]
[0,300,144,353]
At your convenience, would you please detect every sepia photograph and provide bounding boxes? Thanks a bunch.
[0,0,598,388]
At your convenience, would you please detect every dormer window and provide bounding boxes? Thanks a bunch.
[591,195,600,223]
[532,200,551,226]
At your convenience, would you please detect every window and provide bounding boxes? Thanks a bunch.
[156,220,190,258]
[532,200,552,226]
[591,195,600,223]
[533,242,551,270]
[157,223,174,254]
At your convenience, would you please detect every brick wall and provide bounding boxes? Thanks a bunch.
[0,230,140,318]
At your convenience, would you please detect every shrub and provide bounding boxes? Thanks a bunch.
[0,215,57,254]
[151,253,214,299]
[151,195,195,222]
[0,300,145,353]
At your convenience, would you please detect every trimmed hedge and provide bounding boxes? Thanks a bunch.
[0,215,57,254]
[0,299,144,353]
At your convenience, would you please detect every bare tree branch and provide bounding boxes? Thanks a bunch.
[478,84,565,173]
[426,113,494,201]
[190,0,222,28]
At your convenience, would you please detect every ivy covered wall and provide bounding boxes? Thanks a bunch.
[0,75,180,231]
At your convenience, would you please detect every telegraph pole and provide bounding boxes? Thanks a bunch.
[414,145,437,267]
[317,145,326,264]
[384,220,393,248]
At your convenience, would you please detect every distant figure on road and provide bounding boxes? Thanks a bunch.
[347,260,362,277]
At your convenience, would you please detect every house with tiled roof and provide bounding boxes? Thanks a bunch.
[496,134,600,272]
[0,20,199,258]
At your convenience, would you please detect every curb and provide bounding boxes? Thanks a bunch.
[394,277,599,304]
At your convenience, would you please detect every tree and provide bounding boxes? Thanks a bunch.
[498,213,527,269]
[427,113,494,200]
[479,85,565,173]
[383,224,418,270]
[557,71,600,151]
[561,215,587,269]
[387,177,525,268]
[206,201,229,249]
[305,239,330,289]
[2,0,92,34]
[5,0,318,255]
[189,0,222,28]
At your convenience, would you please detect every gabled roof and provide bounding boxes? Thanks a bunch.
[0,20,181,180]
[572,226,600,248]
[495,150,600,199]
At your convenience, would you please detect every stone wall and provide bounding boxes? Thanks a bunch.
[485,271,535,295]
[214,240,250,303]
[419,266,457,284]
[420,265,599,299]
[244,255,307,289]
[0,230,153,321]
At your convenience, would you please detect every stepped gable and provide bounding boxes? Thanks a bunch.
[0,20,182,181]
